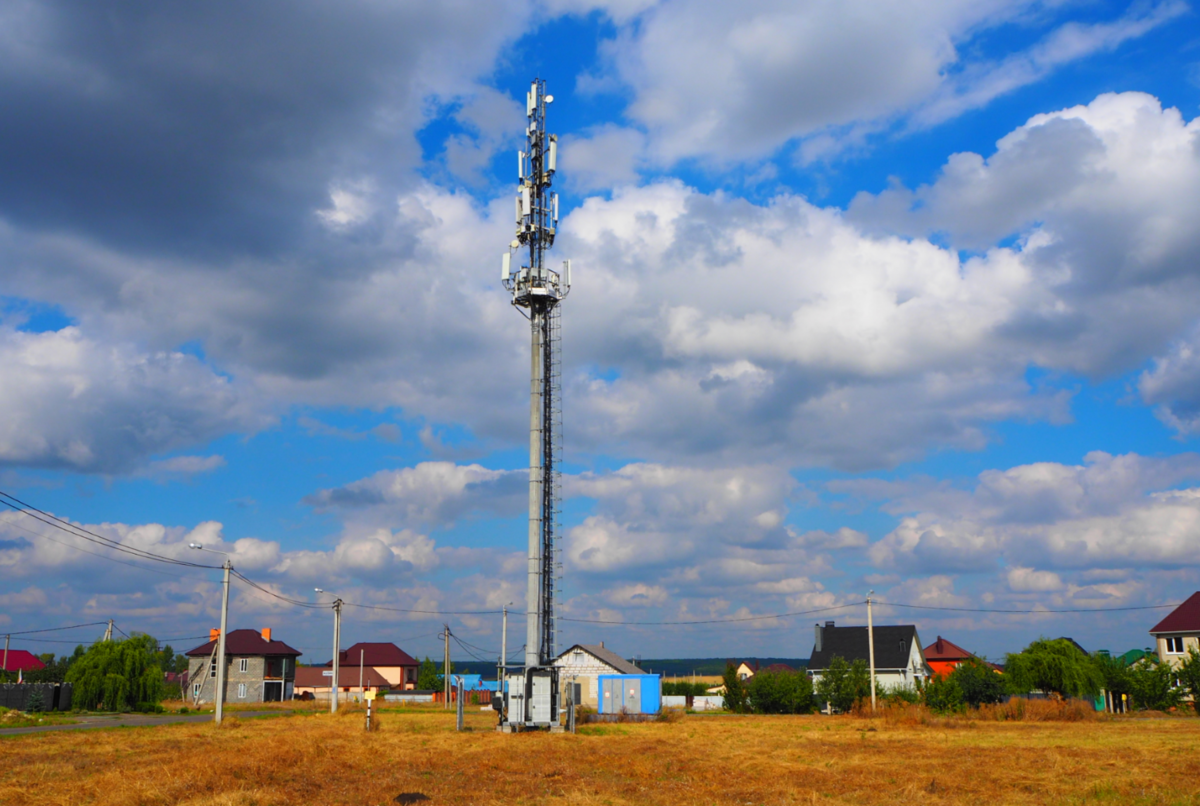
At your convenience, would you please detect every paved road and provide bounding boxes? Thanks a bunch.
[0,710,293,736]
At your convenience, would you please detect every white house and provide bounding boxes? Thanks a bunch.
[553,643,643,709]
[807,620,931,700]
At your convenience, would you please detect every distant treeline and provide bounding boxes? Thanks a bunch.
[640,658,810,677]
[449,658,811,678]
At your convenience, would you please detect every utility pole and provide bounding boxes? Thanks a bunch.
[2,634,8,673]
[866,591,877,713]
[214,559,231,724]
[104,619,113,642]
[500,606,508,686]
[330,598,342,714]
[188,542,232,724]
[443,625,451,709]
[359,649,365,700]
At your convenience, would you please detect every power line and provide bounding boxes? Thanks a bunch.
[0,490,219,569]
[341,600,507,616]
[557,602,861,626]
[0,514,191,579]
[876,601,1182,614]
[3,621,109,636]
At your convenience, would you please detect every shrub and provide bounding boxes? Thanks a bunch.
[721,663,748,713]
[880,685,920,706]
[815,657,870,714]
[1005,639,1104,699]
[746,670,814,714]
[1176,648,1200,714]
[1127,657,1182,712]
[950,657,1006,707]
[921,674,964,714]
[25,687,46,714]
[662,680,711,696]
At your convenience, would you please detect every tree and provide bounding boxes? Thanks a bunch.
[721,662,748,713]
[1127,657,1182,712]
[949,657,1006,707]
[416,656,443,691]
[1092,652,1132,709]
[1004,639,1103,699]
[746,670,814,714]
[815,657,870,713]
[65,634,165,712]
[1177,648,1200,714]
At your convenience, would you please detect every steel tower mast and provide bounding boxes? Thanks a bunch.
[500,78,570,728]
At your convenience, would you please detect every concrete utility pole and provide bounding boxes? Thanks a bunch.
[3,634,8,672]
[866,591,877,713]
[104,619,113,642]
[331,598,343,714]
[500,606,508,686]
[443,625,451,709]
[359,649,365,700]
[215,559,231,724]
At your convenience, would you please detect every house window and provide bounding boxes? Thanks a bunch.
[898,640,906,654]
[1166,637,1185,653]
[237,683,247,699]
[193,683,201,697]
[239,658,249,673]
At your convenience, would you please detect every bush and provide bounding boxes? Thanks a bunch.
[815,657,870,714]
[1176,648,1200,714]
[950,657,1006,707]
[880,685,920,706]
[1127,657,1182,712]
[721,663,748,713]
[1005,639,1103,699]
[25,687,45,714]
[662,680,711,696]
[746,670,814,714]
[921,674,964,714]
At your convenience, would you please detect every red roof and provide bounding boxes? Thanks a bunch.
[1150,592,1200,634]
[923,636,975,662]
[325,642,417,668]
[295,665,391,688]
[0,649,46,672]
[760,663,795,673]
[184,629,302,658]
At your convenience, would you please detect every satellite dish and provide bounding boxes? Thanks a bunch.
[545,95,554,103]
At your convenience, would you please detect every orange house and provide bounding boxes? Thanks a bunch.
[922,636,976,677]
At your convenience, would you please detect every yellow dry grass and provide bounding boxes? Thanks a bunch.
[3,705,1200,805]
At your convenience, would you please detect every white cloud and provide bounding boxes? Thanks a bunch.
[867,452,1200,574]
[590,0,1178,163]
[560,125,648,191]
[0,326,266,473]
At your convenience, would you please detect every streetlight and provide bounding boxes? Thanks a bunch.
[315,588,343,714]
[866,589,876,713]
[191,543,232,725]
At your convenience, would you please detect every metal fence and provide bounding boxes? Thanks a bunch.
[0,683,73,712]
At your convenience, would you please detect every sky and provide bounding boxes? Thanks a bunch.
[1,0,1199,665]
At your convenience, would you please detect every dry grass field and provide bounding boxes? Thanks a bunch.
[2,704,1199,805]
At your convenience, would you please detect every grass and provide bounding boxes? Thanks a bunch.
[2,704,1199,805]
[0,707,77,729]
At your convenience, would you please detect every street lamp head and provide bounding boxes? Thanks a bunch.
[189,543,202,549]
[314,588,324,593]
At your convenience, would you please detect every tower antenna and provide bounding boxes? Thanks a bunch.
[499,78,570,732]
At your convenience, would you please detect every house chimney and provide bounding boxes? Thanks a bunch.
[209,628,220,642]
[261,628,272,642]
[825,621,835,629]
[936,637,944,655]
[814,624,822,653]
[599,641,605,649]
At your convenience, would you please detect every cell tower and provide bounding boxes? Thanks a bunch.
[499,78,570,730]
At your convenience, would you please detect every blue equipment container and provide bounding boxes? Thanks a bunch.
[597,674,661,714]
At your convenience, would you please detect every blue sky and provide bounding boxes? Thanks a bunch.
[1,0,1199,664]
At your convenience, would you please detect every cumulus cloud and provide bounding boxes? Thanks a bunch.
[867,452,1200,574]
[304,461,526,528]
[0,326,265,473]
[590,0,1178,163]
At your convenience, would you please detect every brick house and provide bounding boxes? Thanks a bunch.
[923,636,978,677]
[185,628,301,705]
[1150,592,1200,671]
[553,642,642,709]
[324,642,419,690]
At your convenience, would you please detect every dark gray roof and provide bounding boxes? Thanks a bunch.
[808,625,921,671]
[557,644,642,675]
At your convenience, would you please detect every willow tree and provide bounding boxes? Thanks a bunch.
[65,634,165,711]
[1004,638,1103,699]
